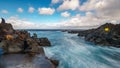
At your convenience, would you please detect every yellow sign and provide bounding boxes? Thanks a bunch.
[104,27,110,32]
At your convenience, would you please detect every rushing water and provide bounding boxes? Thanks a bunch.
[29,31,120,68]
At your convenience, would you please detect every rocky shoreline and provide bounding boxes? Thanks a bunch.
[0,18,59,68]
[65,23,120,48]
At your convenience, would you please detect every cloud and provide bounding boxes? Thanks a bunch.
[78,0,120,24]
[28,7,35,13]
[17,8,23,13]
[50,0,120,29]
[6,16,58,29]
[57,0,80,11]
[56,11,120,29]
[6,16,34,29]
[3,0,120,29]
[1,10,8,14]
[38,8,55,15]
[51,0,60,4]
[61,11,70,17]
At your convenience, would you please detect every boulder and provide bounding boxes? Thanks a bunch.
[0,40,9,53]
[8,42,23,53]
[38,38,51,46]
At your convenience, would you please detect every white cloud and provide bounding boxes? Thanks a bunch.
[57,0,120,29]
[38,8,55,15]
[51,0,60,4]
[4,0,120,29]
[56,11,120,29]
[61,11,70,17]
[1,10,8,14]
[17,8,23,13]
[6,16,34,29]
[6,16,58,29]
[79,0,120,23]
[28,7,35,13]
[0,18,1,22]
[57,0,80,11]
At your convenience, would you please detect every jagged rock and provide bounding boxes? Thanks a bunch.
[67,30,80,34]
[0,18,14,40]
[1,18,5,24]
[32,33,37,39]
[0,18,58,68]
[77,23,120,47]
[38,38,51,46]
[8,42,23,53]
[0,40,23,53]
[0,18,13,31]
[16,30,30,40]
[0,40,8,53]
[49,59,59,67]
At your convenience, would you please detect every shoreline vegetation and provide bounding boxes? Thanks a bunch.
[0,18,59,68]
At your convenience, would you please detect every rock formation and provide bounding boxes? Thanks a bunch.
[77,23,120,47]
[1,18,5,24]
[0,18,59,68]
[0,18,52,53]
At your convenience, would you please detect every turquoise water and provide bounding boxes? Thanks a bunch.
[29,31,120,68]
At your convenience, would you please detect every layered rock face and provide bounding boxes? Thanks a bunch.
[0,18,58,68]
[78,23,120,47]
[0,18,51,54]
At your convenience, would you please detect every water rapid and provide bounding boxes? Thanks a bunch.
[29,31,120,68]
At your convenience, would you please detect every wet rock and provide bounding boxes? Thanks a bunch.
[0,40,9,53]
[77,23,120,47]
[32,33,37,39]
[0,18,58,68]
[8,42,23,53]
[67,30,81,34]
[0,40,23,53]
[49,59,59,67]
[34,56,55,68]
[38,37,51,46]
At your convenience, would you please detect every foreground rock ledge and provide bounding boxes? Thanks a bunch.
[0,54,59,68]
[0,18,58,68]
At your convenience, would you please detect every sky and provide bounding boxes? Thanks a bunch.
[0,0,120,29]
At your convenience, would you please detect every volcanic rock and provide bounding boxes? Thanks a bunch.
[38,37,51,46]
[0,18,58,68]
[77,23,120,47]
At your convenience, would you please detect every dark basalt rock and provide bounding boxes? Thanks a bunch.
[77,23,120,47]
[38,37,51,46]
[67,30,80,34]
[0,19,51,54]
[0,18,58,68]
[0,18,14,38]
[1,18,5,24]
[49,59,59,67]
